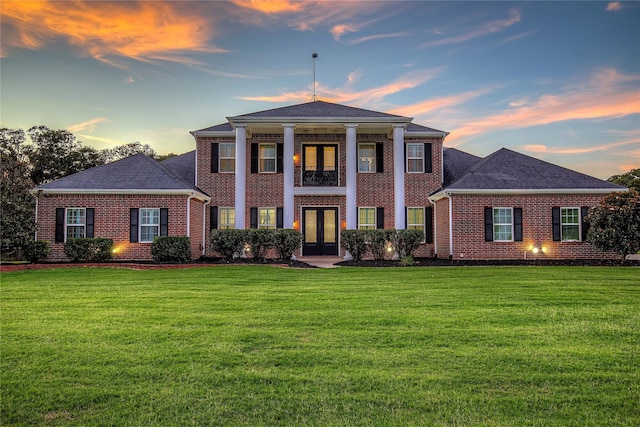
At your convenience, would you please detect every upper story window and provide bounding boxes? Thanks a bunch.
[406,143,424,173]
[219,143,235,173]
[561,207,580,241]
[66,208,86,239]
[493,207,513,242]
[140,208,160,243]
[358,207,377,230]
[259,143,277,173]
[358,143,376,173]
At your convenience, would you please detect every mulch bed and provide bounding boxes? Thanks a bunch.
[2,257,636,272]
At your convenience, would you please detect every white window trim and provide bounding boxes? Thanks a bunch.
[65,207,86,241]
[219,207,235,230]
[406,143,424,173]
[219,143,236,173]
[259,143,277,174]
[493,207,514,242]
[407,207,425,242]
[358,143,376,173]
[259,207,277,229]
[560,207,581,242]
[358,207,376,230]
[139,208,160,243]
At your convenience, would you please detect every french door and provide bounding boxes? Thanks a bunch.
[302,207,338,256]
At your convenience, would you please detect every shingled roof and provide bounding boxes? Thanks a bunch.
[443,148,625,192]
[228,100,410,120]
[34,153,208,199]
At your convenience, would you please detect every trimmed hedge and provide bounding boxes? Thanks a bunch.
[24,240,50,263]
[210,229,249,261]
[151,236,191,263]
[274,229,303,260]
[64,238,113,262]
[340,230,368,262]
[210,229,303,261]
[341,229,425,261]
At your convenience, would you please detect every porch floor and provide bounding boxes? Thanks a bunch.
[297,256,342,268]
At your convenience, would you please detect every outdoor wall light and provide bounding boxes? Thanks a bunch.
[293,154,300,166]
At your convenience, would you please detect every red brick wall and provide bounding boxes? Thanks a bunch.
[36,194,200,261]
[438,193,617,260]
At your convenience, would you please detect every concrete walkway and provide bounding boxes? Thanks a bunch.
[297,256,343,268]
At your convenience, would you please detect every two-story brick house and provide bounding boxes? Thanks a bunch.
[33,100,625,261]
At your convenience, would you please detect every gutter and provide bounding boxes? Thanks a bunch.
[201,199,211,257]
[445,192,453,258]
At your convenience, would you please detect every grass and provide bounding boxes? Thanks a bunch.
[1,266,639,426]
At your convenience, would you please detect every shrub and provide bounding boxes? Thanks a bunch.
[210,229,248,261]
[366,229,392,261]
[390,229,424,258]
[273,229,303,260]
[23,240,50,263]
[340,230,369,261]
[151,236,191,263]
[248,228,275,261]
[64,238,113,262]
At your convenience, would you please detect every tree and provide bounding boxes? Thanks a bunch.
[586,189,640,260]
[0,128,37,253]
[26,125,104,185]
[608,168,640,192]
[102,142,157,163]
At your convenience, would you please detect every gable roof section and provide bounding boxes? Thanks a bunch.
[443,147,483,187]
[439,148,625,195]
[34,153,209,200]
[160,151,195,185]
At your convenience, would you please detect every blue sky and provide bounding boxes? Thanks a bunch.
[1,0,638,179]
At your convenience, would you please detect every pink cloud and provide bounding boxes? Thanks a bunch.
[422,9,521,47]
[607,2,623,12]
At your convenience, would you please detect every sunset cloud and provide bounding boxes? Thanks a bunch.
[387,86,498,118]
[0,1,221,67]
[446,68,640,145]
[521,138,639,155]
[232,0,304,14]
[239,68,441,106]
[607,2,623,12]
[67,117,108,134]
[422,9,521,47]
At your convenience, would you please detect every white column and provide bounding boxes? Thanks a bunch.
[235,125,247,229]
[393,124,405,229]
[345,124,358,230]
[282,124,295,228]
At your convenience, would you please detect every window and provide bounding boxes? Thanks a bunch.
[259,143,276,173]
[140,208,160,243]
[561,207,580,241]
[219,143,235,173]
[406,143,424,173]
[259,208,276,229]
[493,208,513,242]
[358,143,376,172]
[66,208,86,239]
[218,208,235,229]
[358,207,376,230]
[407,207,425,240]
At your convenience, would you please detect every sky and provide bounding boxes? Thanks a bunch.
[1,1,639,180]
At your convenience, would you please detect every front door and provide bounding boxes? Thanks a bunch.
[302,207,338,256]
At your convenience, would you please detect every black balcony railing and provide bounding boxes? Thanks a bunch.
[302,170,338,186]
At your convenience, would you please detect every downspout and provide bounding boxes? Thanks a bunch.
[201,199,210,256]
[444,192,453,259]
[428,198,437,256]
[34,192,40,241]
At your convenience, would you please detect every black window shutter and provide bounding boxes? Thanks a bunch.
[210,143,219,173]
[514,207,523,242]
[425,206,434,244]
[210,206,218,230]
[160,208,169,236]
[277,144,283,173]
[86,208,95,238]
[552,207,561,241]
[581,206,590,241]
[376,207,384,229]
[424,143,433,173]
[55,208,65,242]
[276,207,284,228]
[376,143,384,173]
[404,144,407,173]
[130,208,139,243]
[250,144,258,173]
[484,207,493,242]
[250,207,258,229]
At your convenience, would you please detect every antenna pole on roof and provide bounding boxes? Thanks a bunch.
[311,53,318,101]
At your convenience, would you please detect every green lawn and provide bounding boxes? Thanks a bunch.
[1,266,639,426]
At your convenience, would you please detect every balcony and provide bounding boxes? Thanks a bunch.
[302,170,338,187]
